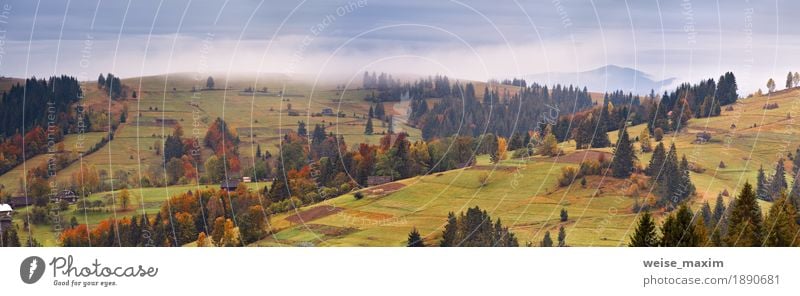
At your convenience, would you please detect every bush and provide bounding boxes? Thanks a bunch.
[31,206,49,224]
[353,191,364,200]
[718,161,727,168]
[339,183,352,194]
[654,128,664,142]
[579,160,601,176]
[477,172,490,187]
[558,167,578,187]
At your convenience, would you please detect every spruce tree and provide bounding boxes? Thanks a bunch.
[700,201,713,228]
[440,212,457,247]
[678,155,696,199]
[756,165,770,201]
[557,225,566,247]
[659,205,700,247]
[725,182,764,247]
[646,142,666,177]
[560,208,568,222]
[364,117,374,135]
[540,231,553,247]
[611,128,635,178]
[712,194,726,224]
[407,227,426,247]
[629,211,659,247]
[769,158,787,200]
[763,194,800,246]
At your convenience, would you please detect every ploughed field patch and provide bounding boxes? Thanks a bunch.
[285,205,343,224]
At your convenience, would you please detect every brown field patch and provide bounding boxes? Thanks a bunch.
[285,205,343,224]
[371,182,406,192]
[555,150,611,164]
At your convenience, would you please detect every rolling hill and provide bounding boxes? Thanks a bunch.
[253,87,800,247]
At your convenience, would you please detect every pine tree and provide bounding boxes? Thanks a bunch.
[725,182,764,247]
[364,117,374,135]
[712,194,726,224]
[678,155,696,198]
[255,144,262,159]
[700,201,713,228]
[560,208,568,222]
[756,165,770,201]
[769,158,787,200]
[611,128,635,178]
[440,212,457,247]
[763,194,800,246]
[407,227,425,247]
[98,73,106,88]
[540,231,554,247]
[646,142,666,177]
[557,225,566,247]
[659,205,700,247]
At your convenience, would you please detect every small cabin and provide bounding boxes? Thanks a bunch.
[242,177,252,183]
[0,204,12,221]
[321,108,335,116]
[694,132,712,144]
[51,190,79,204]
[220,179,241,191]
[6,196,33,208]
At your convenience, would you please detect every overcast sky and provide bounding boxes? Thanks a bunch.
[0,0,798,93]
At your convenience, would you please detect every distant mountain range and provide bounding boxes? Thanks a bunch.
[526,65,676,95]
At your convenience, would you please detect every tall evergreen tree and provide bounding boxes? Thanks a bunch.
[700,201,713,228]
[540,231,554,247]
[660,205,701,247]
[364,117,374,135]
[407,227,426,247]
[712,194,726,225]
[756,165,770,201]
[725,182,764,247]
[646,142,666,177]
[629,211,659,247]
[763,194,799,246]
[611,128,635,178]
[557,225,566,247]
[769,158,787,200]
[440,212,457,247]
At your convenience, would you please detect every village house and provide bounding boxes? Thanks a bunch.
[51,189,79,204]
[0,203,13,232]
[220,179,241,191]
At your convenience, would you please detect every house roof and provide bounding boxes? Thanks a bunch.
[220,179,241,188]
[0,204,12,212]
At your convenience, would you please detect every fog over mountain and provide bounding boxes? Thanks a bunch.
[527,65,676,96]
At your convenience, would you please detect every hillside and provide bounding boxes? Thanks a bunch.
[253,87,800,247]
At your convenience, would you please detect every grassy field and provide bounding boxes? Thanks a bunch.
[4,73,800,247]
[4,73,409,246]
[253,88,800,247]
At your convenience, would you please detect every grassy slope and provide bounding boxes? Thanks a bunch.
[254,88,800,247]
[5,73,422,246]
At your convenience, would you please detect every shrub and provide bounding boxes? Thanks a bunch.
[718,161,727,168]
[558,167,578,187]
[654,128,664,142]
[688,162,706,173]
[477,172,490,187]
[353,191,364,200]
